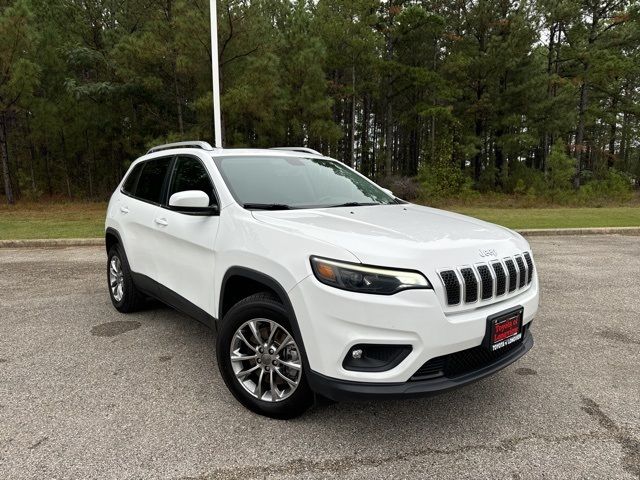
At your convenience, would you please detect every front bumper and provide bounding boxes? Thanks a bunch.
[307,329,533,401]
[288,273,539,386]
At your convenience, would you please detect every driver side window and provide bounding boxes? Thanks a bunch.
[168,156,217,207]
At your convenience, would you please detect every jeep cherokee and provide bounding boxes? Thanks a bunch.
[105,141,539,418]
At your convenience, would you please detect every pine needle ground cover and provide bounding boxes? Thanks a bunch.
[0,202,639,240]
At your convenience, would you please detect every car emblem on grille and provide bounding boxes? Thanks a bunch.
[479,248,497,258]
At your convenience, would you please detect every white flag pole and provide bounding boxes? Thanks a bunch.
[210,0,223,148]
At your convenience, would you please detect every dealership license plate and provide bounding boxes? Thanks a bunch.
[489,309,523,351]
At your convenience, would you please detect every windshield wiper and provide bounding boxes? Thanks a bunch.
[243,203,293,210]
[326,202,380,208]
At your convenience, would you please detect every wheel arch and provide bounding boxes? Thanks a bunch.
[219,267,311,373]
[105,227,123,253]
[219,267,295,320]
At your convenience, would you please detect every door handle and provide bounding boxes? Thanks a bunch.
[154,217,168,226]
[120,206,129,214]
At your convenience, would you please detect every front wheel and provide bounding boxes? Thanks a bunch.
[216,293,313,419]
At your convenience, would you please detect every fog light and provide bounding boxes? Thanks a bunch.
[342,344,412,372]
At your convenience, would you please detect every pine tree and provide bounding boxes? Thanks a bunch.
[0,0,39,204]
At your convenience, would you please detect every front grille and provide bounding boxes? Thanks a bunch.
[504,259,518,292]
[477,265,493,300]
[440,270,460,305]
[460,268,478,303]
[523,252,534,284]
[437,251,534,308]
[445,337,523,377]
[411,357,446,379]
[491,261,507,296]
[515,256,526,288]
[411,325,529,381]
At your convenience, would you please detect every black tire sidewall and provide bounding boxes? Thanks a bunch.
[216,295,313,419]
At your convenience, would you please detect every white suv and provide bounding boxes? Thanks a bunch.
[105,141,539,418]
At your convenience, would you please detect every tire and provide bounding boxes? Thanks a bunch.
[107,243,143,313]
[216,292,313,419]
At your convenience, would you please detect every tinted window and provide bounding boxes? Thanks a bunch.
[135,157,172,203]
[213,156,394,208]
[122,163,143,194]
[168,156,216,206]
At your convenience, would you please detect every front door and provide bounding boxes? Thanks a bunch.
[153,154,220,315]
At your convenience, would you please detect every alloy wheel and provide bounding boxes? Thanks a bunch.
[109,256,125,302]
[230,319,302,402]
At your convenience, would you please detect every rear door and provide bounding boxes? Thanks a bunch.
[153,154,220,314]
[118,156,172,281]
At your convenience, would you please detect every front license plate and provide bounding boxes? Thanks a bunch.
[488,308,523,351]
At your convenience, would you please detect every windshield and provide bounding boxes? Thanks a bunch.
[213,155,396,209]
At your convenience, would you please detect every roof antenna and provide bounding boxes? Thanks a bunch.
[210,0,223,149]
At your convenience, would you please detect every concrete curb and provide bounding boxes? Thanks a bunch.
[518,226,640,237]
[0,238,104,248]
[1,226,639,248]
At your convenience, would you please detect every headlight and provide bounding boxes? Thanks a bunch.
[310,256,431,295]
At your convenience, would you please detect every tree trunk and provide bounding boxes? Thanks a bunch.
[474,115,483,182]
[383,4,395,176]
[430,36,437,165]
[218,71,226,146]
[541,23,558,171]
[43,132,52,196]
[575,69,588,188]
[24,113,37,191]
[494,74,507,187]
[86,130,94,198]
[454,128,464,171]
[608,96,618,167]
[372,111,379,177]
[60,130,72,199]
[0,112,15,204]
[620,110,629,169]
[361,93,370,176]
[173,63,185,136]
[385,101,393,175]
[349,63,356,168]
[409,124,419,176]
[575,8,599,188]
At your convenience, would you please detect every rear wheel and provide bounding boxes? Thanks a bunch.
[216,293,313,419]
[107,244,143,313]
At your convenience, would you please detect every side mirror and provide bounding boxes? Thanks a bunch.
[168,190,218,215]
[381,188,394,197]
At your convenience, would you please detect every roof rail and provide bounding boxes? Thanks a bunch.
[270,147,322,156]
[147,141,215,155]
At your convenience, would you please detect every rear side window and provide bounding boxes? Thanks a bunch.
[168,156,217,206]
[122,163,143,194]
[135,157,172,203]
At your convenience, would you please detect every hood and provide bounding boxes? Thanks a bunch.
[252,204,529,270]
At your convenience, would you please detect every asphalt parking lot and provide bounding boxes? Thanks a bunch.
[1,235,639,479]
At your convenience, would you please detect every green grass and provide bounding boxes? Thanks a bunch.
[0,202,639,240]
[0,202,107,240]
[448,206,640,229]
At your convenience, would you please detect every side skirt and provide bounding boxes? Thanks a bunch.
[131,272,217,331]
